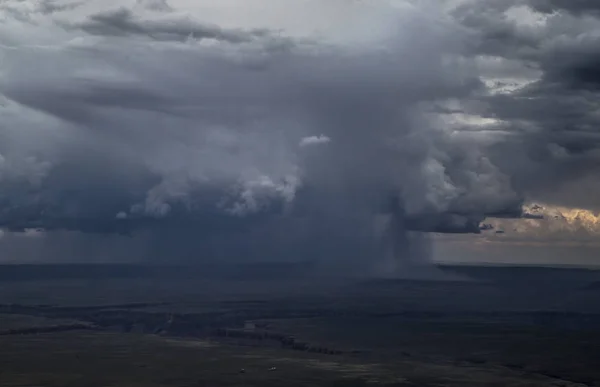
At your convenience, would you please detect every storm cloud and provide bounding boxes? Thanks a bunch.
[449,0,600,212]
[1,0,598,268]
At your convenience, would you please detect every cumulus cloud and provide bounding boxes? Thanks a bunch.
[1,0,597,267]
[299,135,331,148]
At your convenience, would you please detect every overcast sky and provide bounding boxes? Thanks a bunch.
[1,0,600,268]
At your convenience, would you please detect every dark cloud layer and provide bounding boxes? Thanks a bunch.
[1,0,600,268]
[65,6,271,44]
[528,0,600,15]
[451,0,600,212]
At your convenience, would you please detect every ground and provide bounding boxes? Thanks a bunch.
[0,263,598,386]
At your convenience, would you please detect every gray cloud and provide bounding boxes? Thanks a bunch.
[135,0,172,13]
[447,1,600,213]
[528,0,600,16]
[63,6,272,44]
[2,0,598,268]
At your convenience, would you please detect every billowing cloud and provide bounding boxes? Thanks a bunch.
[1,0,598,268]
[450,1,600,213]
[481,203,600,241]
[299,135,331,148]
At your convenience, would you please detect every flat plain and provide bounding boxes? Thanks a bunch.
[0,263,599,387]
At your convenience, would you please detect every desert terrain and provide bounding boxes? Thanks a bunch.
[0,263,598,386]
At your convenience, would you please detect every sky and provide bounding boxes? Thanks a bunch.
[1,0,600,268]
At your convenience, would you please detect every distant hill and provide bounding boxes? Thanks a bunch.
[438,264,600,285]
[0,262,317,282]
[1,262,599,285]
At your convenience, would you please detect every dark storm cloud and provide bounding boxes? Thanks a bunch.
[528,0,600,16]
[448,0,600,211]
[4,80,175,124]
[451,3,541,59]
[3,0,598,267]
[64,6,271,43]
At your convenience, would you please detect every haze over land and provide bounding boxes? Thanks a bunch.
[2,0,600,269]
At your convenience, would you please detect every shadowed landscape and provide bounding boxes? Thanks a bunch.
[0,263,599,387]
